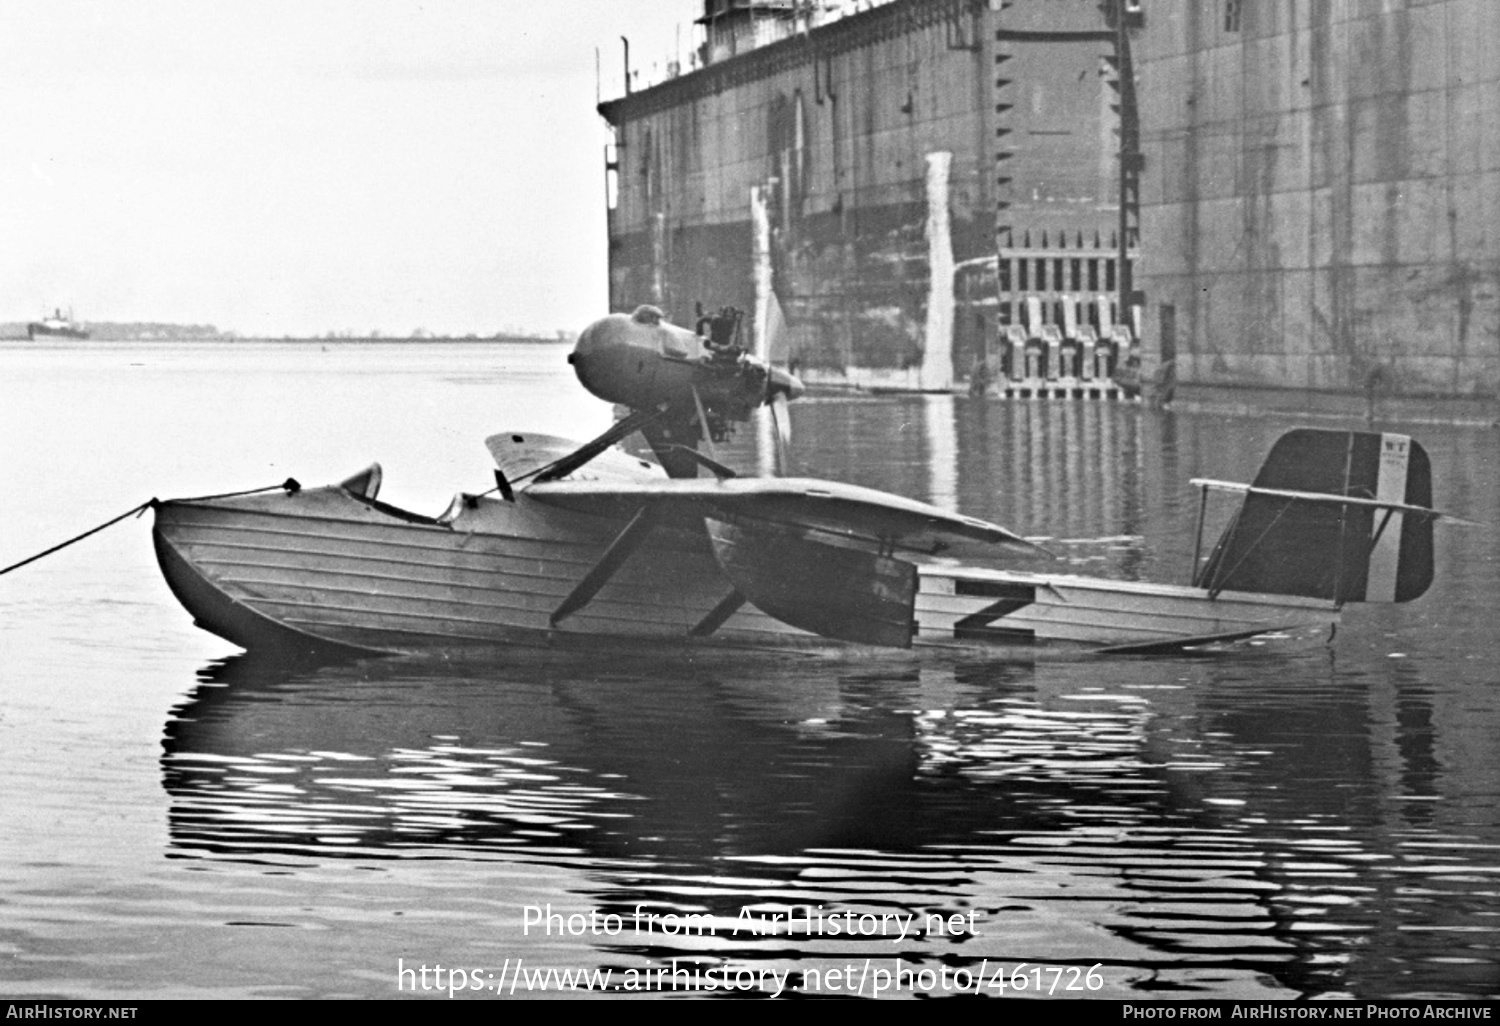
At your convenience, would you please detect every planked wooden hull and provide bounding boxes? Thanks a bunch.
[153,487,809,654]
[153,485,1340,656]
[916,566,1340,653]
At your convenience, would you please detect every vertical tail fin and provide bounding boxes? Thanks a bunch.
[1197,430,1434,604]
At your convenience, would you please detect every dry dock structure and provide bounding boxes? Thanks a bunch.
[599,0,1498,407]
[1141,0,1500,407]
[601,0,1145,399]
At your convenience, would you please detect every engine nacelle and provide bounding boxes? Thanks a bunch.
[570,306,801,426]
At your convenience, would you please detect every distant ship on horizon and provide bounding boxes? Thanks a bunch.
[27,308,89,340]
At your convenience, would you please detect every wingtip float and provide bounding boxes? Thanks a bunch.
[150,306,1452,659]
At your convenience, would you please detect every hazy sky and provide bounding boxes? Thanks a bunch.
[2,0,702,336]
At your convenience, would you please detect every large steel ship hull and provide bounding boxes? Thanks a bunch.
[27,323,90,340]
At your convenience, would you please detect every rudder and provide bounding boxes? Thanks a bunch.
[1197,430,1433,604]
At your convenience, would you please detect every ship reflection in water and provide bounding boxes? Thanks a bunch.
[162,625,1497,998]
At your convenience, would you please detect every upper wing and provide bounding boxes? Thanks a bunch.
[523,476,1039,556]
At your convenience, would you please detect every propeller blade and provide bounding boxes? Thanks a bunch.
[756,290,788,364]
[690,384,720,465]
[769,392,792,476]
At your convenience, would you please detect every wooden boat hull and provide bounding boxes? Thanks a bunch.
[153,484,1340,656]
[152,486,811,653]
[917,567,1339,653]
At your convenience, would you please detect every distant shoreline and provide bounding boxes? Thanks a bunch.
[0,333,569,344]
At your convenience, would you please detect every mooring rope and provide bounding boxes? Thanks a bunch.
[169,479,300,504]
[0,479,300,577]
[0,500,156,576]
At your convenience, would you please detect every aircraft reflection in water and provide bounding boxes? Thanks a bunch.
[156,646,1496,999]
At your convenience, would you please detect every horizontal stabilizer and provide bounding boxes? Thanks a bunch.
[1190,479,1448,520]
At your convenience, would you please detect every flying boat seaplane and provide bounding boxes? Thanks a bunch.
[151,305,1453,657]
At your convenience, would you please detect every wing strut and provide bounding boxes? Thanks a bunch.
[533,406,664,484]
[550,505,660,626]
[689,589,747,637]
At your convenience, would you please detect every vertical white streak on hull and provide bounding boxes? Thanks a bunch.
[751,184,773,361]
[924,393,958,511]
[651,212,666,306]
[921,151,954,391]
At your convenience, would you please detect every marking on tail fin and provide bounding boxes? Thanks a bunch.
[1365,433,1410,602]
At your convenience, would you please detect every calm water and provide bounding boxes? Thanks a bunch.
[1,340,1497,1000]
